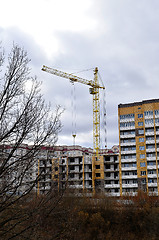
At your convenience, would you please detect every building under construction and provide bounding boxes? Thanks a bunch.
[38,145,119,196]
[0,143,120,197]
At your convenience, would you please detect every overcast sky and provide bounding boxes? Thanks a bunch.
[1,0,159,149]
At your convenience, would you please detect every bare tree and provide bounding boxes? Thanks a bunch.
[0,44,63,239]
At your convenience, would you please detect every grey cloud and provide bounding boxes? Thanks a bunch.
[2,0,159,149]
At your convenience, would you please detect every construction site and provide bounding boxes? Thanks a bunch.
[39,66,159,197]
[38,66,119,196]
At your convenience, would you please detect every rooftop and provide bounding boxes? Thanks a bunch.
[118,98,159,108]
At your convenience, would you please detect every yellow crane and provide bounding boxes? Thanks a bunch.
[41,65,105,158]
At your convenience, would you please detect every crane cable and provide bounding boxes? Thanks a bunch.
[98,72,107,151]
[71,82,77,148]
[103,89,107,149]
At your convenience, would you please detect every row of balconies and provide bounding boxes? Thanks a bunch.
[121,148,159,155]
[120,130,159,139]
[121,139,159,146]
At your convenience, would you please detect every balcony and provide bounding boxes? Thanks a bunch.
[122,166,137,171]
[104,184,120,189]
[146,140,155,144]
[122,183,138,188]
[121,158,136,163]
[144,115,153,119]
[120,134,135,139]
[121,150,136,155]
[120,142,136,147]
[147,174,157,178]
[120,126,135,131]
[148,183,157,187]
[104,167,118,172]
[146,156,156,161]
[122,175,137,179]
[145,131,154,136]
[147,165,157,170]
[146,148,156,153]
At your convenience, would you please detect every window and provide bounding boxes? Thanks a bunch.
[140,154,145,159]
[148,170,155,174]
[147,162,154,166]
[140,162,146,167]
[122,138,135,143]
[132,163,137,167]
[146,145,155,149]
[144,111,153,116]
[133,179,137,184]
[147,153,155,157]
[70,173,74,178]
[139,146,145,150]
[121,147,136,151]
[124,163,129,167]
[155,110,159,116]
[120,130,135,135]
[138,122,143,126]
[145,128,154,133]
[96,173,101,177]
[121,154,136,160]
[70,158,75,163]
[120,122,135,128]
[155,118,159,123]
[148,179,154,183]
[122,147,129,151]
[70,166,75,171]
[138,129,144,135]
[139,138,144,142]
[142,178,146,184]
[120,114,134,120]
[138,114,143,118]
[141,171,146,176]
[95,165,100,169]
[146,136,154,141]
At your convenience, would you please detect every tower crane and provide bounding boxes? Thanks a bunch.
[41,65,105,158]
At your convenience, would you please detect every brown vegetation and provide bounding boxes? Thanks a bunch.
[1,191,159,239]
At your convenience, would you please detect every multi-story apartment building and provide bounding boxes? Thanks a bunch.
[0,143,119,196]
[37,145,120,196]
[118,98,159,196]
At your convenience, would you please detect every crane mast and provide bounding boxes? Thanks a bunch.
[42,65,105,158]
